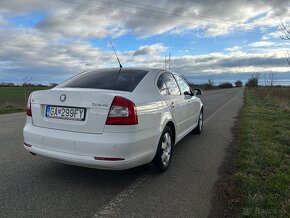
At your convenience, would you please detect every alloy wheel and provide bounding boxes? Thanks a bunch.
[161,133,172,166]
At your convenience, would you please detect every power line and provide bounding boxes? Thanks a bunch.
[0,58,82,62]
[58,0,272,31]
[114,0,256,26]
[93,0,239,26]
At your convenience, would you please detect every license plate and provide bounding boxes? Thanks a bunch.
[46,105,86,121]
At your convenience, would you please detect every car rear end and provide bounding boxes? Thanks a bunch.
[23,68,161,170]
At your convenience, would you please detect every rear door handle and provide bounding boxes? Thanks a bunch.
[170,102,175,108]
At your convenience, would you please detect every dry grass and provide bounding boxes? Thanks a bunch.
[254,87,290,111]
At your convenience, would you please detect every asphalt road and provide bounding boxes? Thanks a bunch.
[0,88,244,218]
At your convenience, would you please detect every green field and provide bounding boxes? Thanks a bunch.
[0,86,48,114]
[232,88,290,217]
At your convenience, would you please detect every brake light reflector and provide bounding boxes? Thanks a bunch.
[26,94,32,116]
[24,142,32,147]
[94,157,125,161]
[106,96,138,125]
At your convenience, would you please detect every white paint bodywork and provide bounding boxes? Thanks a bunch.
[23,68,203,170]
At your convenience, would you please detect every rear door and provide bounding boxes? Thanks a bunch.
[157,72,189,137]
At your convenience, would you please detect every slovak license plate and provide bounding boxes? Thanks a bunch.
[46,105,86,121]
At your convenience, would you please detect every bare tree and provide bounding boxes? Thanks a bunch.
[280,21,290,40]
[246,72,261,88]
[263,72,268,86]
[279,21,290,66]
[253,72,261,81]
[23,77,32,105]
[286,51,290,67]
[235,80,243,87]
[264,71,276,87]
[268,71,276,87]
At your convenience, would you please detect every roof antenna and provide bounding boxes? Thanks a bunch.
[110,41,122,69]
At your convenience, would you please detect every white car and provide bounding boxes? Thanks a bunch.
[23,68,203,171]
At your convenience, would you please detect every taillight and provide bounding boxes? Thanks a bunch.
[26,94,32,116]
[106,96,138,125]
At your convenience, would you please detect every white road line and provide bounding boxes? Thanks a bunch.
[94,174,150,218]
[204,89,243,125]
[94,89,243,218]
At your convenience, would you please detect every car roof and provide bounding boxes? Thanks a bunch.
[86,67,175,76]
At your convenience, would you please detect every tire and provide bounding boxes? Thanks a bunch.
[192,109,203,135]
[154,126,173,172]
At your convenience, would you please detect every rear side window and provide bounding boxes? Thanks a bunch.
[161,72,181,95]
[60,69,148,92]
[157,76,168,95]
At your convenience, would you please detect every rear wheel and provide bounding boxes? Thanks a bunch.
[154,126,173,172]
[193,109,203,134]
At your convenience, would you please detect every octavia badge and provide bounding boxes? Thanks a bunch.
[60,94,66,102]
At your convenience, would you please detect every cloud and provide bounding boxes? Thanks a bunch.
[0,0,290,83]
[36,7,128,39]
[225,46,241,52]
[1,0,290,38]
[0,28,289,83]
[0,15,7,26]
[170,50,289,76]
[133,43,167,56]
[0,29,125,82]
[262,30,281,40]
[249,41,275,47]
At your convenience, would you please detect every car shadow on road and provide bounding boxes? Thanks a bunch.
[37,159,154,183]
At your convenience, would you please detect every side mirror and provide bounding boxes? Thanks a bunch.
[184,91,192,96]
[194,88,203,96]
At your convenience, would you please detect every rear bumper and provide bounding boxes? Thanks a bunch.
[23,123,161,170]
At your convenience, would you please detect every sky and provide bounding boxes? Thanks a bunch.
[0,0,290,85]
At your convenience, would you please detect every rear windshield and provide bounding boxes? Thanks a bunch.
[60,69,148,92]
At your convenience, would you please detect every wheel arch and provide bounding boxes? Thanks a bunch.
[165,121,176,145]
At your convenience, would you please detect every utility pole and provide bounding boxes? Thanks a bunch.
[169,53,171,70]
[164,55,167,69]
[164,53,172,70]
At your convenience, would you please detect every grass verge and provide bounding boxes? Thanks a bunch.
[0,86,47,114]
[234,89,289,217]
[0,105,24,114]
[210,88,289,218]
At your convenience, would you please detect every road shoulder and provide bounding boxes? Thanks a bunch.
[209,107,242,218]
